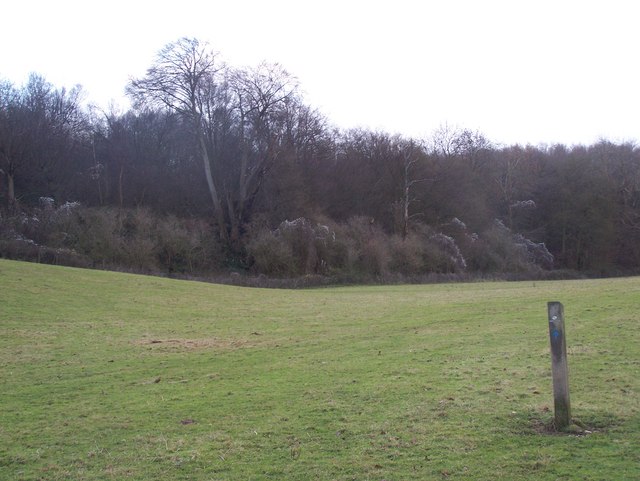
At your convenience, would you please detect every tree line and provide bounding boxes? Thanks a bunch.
[2,38,639,281]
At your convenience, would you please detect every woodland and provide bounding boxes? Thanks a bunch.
[1,38,639,283]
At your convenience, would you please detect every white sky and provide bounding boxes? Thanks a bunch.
[2,0,639,146]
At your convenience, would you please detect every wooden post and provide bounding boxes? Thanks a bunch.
[547,301,571,429]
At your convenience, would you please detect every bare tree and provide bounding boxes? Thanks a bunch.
[127,37,228,238]
[0,74,85,210]
[429,123,492,170]
[226,62,299,242]
[396,138,429,239]
[128,39,302,248]
[0,80,24,209]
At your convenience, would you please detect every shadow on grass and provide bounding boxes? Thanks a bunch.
[512,408,625,436]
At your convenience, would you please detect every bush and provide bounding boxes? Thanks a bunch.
[388,234,425,275]
[387,224,467,275]
[247,218,337,277]
[0,203,556,283]
[65,208,129,268]
[246,229,296,277]
[0,238,91,268]
[335,217,391,278]
[155,216,222,273]
[464,220,554,274]
[0,204,225,275]
[0,203,93,268]
[245,216,473,280]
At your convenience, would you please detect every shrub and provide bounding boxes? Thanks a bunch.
[247,218,337,277]
[118,208,159,271]
[388,234,425,275]
[334,217,391,278]
[64,208,127,268]
[0,204,225,275]
[246,228,296,277]
[427,233,467,273]
[155,216,222,273]
[465,220,554,273]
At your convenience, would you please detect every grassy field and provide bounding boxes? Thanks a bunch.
[0,259,638,480]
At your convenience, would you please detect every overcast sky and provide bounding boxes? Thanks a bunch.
[2,0,638,146]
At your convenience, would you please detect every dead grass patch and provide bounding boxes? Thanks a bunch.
[133,337,256,351]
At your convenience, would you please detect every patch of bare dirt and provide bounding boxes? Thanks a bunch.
[133,337,255,351]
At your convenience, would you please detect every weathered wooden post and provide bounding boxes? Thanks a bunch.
[547,301,571,429]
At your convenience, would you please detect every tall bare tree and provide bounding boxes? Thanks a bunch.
[0,74,85,209]
[128,39,301,248]
[395,138,428,239]
[225,62,299,242]
[128,37,228,237]
[0,80,24,209]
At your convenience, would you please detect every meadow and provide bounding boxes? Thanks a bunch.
[0,259,638,480]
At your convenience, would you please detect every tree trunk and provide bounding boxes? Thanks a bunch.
[118,165,124,209]
[198,131,228,242]
[7,171,16,210]
[402,180,409,240]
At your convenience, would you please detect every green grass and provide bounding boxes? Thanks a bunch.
[0,259,638,480]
